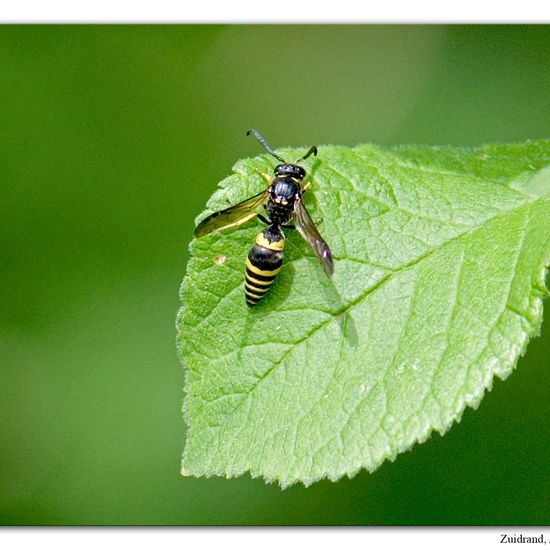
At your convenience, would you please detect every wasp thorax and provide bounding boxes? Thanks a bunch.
[271,177,299,201]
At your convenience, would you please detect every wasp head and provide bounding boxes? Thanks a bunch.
[274,164,306,180]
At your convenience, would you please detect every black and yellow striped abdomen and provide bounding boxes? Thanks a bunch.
[245,227,285,307]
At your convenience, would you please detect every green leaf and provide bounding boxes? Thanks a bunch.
[177,140,550,487]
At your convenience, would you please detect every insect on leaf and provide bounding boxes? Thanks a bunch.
[177,140,550,487]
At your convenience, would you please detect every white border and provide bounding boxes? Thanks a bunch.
[1,527,550,550]
[0,0,550,23]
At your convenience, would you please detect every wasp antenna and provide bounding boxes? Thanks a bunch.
[247,129,286,163]
[296,145,317,163]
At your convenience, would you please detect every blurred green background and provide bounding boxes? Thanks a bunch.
[1,25,550,525]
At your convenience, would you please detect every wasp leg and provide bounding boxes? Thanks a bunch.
[254,168,272,185]
[258,214,270,225]
[302,181,312,193]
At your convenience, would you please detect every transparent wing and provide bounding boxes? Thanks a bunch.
[293,196,334,277]
[194,189,268,237]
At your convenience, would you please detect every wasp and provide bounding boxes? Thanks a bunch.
[194,129,333,306]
